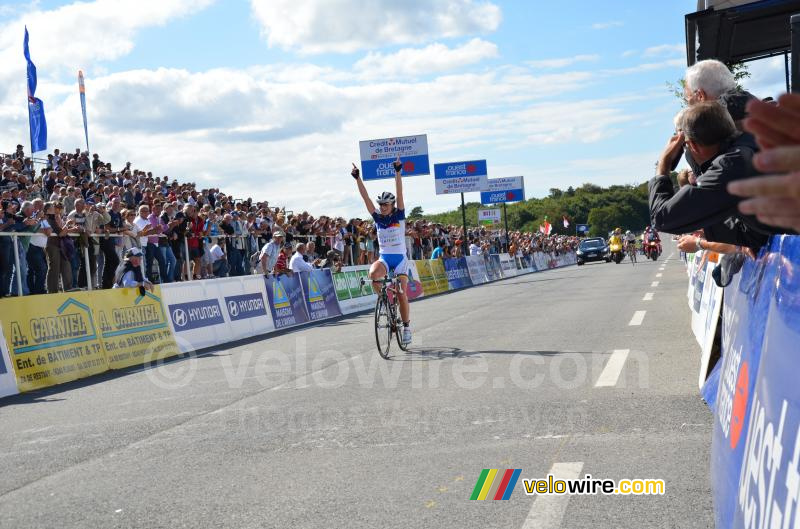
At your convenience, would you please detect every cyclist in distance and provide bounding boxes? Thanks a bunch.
[624,229,637,261]
[351,157,412,345]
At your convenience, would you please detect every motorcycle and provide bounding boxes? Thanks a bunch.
[644,240,661,261]
[608,240,624,264]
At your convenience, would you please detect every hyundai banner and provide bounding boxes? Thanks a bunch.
[359,134,430,181]
[433,159,488,195]
[480,176,525,204]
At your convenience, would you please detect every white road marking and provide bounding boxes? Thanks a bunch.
[522,462,584,529]
[595,349,630,387]
[651,281,659,287]
[628,311,646,326]
[643,292,654,301]
[656,273,662,278]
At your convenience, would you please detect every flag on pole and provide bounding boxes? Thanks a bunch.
[539,216,552,236]
[23,27,47,153]
[563,215,570,229]
[78,70,89,153]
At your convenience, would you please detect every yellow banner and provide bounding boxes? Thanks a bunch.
[428,259,452,293]
[95,286,180,370]
[1,291,108,392]
[413,260,449,296]
[1,287,180,392]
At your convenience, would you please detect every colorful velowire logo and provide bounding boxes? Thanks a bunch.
[470,469,522,500]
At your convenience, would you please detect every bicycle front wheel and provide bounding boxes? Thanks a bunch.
[374,296,392,359]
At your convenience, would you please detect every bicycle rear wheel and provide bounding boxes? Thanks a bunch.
[374,295,392,359]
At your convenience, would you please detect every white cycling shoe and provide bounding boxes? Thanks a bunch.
[401,326,412,345]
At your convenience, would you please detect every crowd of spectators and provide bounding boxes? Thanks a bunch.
[0,145,578,297]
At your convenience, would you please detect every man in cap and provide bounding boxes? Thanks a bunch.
[258,230,284,275]
[113,247,153,294]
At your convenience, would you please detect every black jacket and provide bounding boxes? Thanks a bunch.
[649,133,781,249]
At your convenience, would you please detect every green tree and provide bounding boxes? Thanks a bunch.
[408,206,424,220]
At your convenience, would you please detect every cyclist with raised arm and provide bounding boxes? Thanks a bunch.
[351,158,412,345]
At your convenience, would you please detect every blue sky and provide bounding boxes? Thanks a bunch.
[0,0,788,217]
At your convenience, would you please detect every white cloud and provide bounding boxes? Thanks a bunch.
[592,21,624,30]
[250,0,502,54]
[745,56,788,100]
[527,54,599,70]
[603,59,685,75]
[642,43,685,58]
[354,38,498,79]
[621,50,637,58]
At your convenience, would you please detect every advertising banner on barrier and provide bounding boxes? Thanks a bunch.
[414,260,438,295]
[428,259,451,293]
[333,266,379,314]
[729,236,800,529]
[486,254,502,281]
[95,286,179,370]
[710,241,781,529]
[299,269,342,321]
[444,258,473,290]
[162,281,233,351]
[1,291,108,392]
[405,260,424,300]
[499,253,517,277]
[264,273,310,329]
[0,327,19,398]
[359,134,430,181]
[465,255,488,284]
[434,160,488,195]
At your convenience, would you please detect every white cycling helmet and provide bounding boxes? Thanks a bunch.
[376,191,395,205]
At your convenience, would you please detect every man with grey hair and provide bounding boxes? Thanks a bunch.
[649,101,778,250]
[684,60,756,126]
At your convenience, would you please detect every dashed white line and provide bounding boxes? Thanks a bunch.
[643,292,654,301]
[595,349,630,387]
[656,273,663,278]
[651,281,659,287]
[628,311,646,326]
[522,462,585,529]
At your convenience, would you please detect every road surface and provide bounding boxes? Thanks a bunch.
[0,243,713,528]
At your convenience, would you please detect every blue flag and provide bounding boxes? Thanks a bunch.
[23,27,47,153]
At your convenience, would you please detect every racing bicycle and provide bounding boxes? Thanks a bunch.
[364,274,408,359]
[626,242,637,265]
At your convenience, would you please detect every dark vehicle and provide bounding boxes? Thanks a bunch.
[576,238,609,265]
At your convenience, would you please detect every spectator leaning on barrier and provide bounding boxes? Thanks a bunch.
[100,198,123,289]
[208,239,229,278]
[258,230,284,275]
[649,101,781,251]
[113,247,152,295]
[289,242,316,273]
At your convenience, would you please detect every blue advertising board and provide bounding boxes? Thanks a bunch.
[730,236,800,529]
[359,134,429,181]
[264,274,310,329]
[443,258,473,290]
[577,224,589,234]
[485,254,502,281]
[223,293,268,322]
[710,239,783,529]
[299,269,343,321]
[433,160,488,195]
[480,176,525,204]
[168,299,225,332]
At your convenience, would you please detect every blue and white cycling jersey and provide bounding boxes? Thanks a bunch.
[371,208,408,276]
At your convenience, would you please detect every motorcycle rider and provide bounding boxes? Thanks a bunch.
[608,228,624,263]
[644,226,662,256]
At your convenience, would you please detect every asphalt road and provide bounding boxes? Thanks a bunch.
[0,241,713,529]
